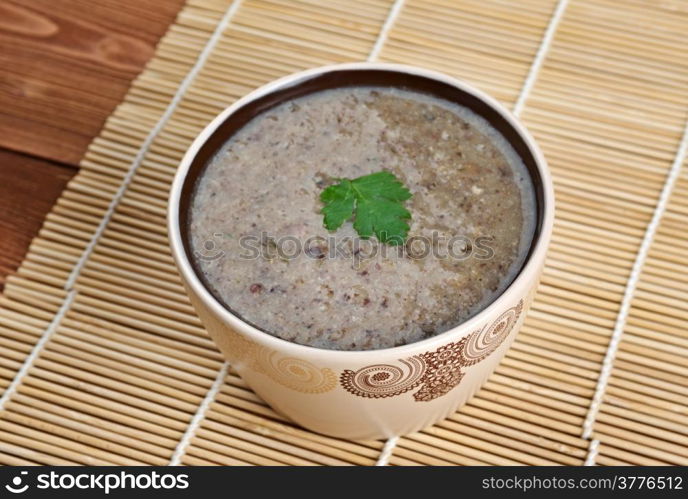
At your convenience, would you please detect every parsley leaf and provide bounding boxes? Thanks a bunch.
[320,171,412,245]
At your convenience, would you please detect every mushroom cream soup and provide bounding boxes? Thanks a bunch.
[189,87,535,351]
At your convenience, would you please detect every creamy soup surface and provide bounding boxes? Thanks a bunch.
[189,87,536,351]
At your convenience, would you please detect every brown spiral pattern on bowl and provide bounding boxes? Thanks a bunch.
[339,356,427,398]
[257,349,337,394]
[458,300,523,366]
[222,330,336,394]
[340,299,523,401]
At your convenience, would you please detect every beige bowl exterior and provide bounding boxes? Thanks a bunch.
[169,63,554,440]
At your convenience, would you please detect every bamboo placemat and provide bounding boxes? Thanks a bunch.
[0,0,686,466]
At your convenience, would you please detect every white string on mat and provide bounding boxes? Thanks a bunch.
[371,0,569,466]
[581,118,688,464]
[376,436,399,466]
[584,439,600,467]
[367,0,406,62]
[170,361,230,465]
[0,0,243,456]
[512,0,570,118]
[0,290,76,411]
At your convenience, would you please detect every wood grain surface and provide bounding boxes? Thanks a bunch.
[0,0,185,289]
[0,149,73,287]
[0,0,185,163]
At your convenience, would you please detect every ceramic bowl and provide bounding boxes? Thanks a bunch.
[168,63,554,440]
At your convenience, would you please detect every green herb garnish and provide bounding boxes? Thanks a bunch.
[320,171,412,245]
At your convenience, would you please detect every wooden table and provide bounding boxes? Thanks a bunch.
[0,0,185,289]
